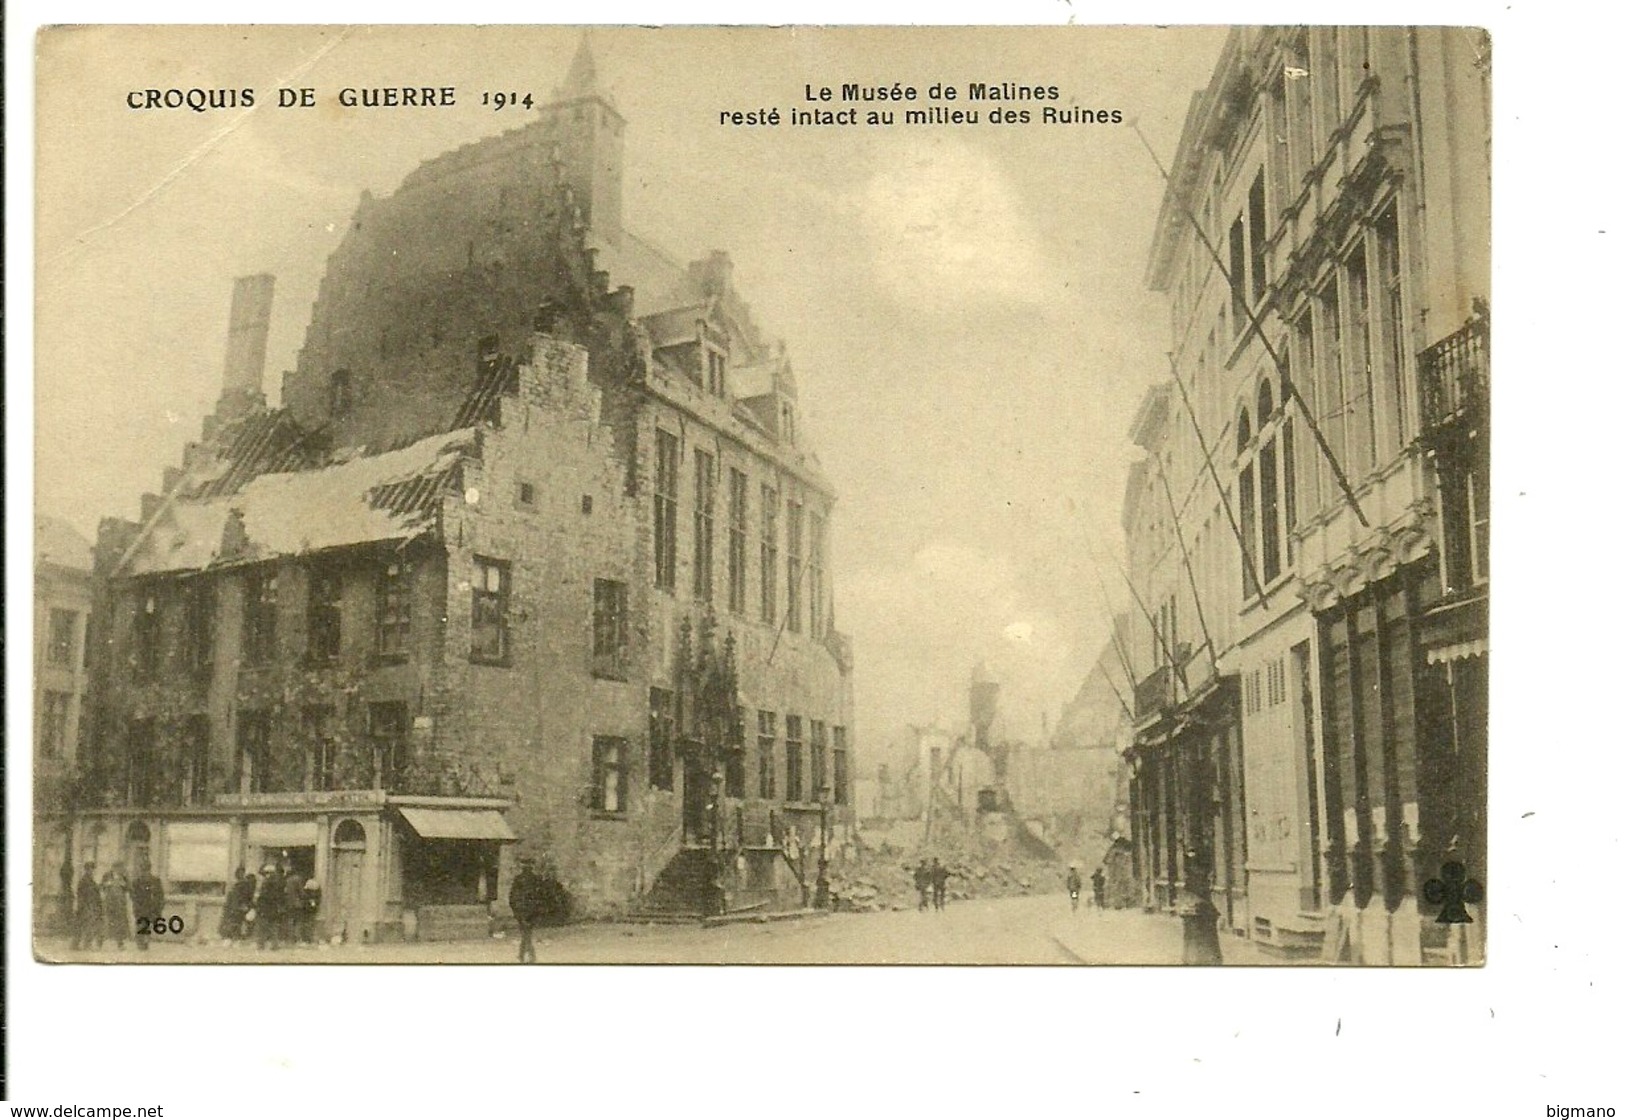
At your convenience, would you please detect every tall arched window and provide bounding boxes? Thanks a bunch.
[1239,377,1292,590]
[1257,378,1282,582]
[1237,404,1258,599]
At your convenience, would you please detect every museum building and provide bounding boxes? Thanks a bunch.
[64,39,855,942]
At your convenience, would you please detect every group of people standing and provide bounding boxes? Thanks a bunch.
[70,861,165,951]
[219,858,321,948]
[913,858,952,911]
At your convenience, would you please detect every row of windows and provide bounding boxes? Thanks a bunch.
[127,561,415,678]
[653,429,830,637]
[646,688,849,806]
[120,702,415,807]
[122,558,636,678]
[1179,29,1382,336]
[1153,209,1407,609]
[113,700,849,815]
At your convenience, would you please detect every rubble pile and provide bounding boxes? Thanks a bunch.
[831,817,1075,913]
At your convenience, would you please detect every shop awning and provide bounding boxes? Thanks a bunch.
[1426,638,1489,665]
[397,807,518,842]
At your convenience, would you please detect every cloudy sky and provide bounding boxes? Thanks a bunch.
[35,25,1227,749]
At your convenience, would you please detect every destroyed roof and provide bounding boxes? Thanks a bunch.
[121,428,478,577]
[189,409,320,501]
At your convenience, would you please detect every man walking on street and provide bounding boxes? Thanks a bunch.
[1066,865,1083,913]
[930,858,950,912]
[510,856,545,963]
[913,860,931,912]
[1092,866,1107,912]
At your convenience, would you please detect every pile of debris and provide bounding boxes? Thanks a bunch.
[830,820,1076,912]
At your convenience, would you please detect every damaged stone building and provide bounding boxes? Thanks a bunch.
[67,39,855,941]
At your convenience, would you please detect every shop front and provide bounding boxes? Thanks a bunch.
[65,791,515,945]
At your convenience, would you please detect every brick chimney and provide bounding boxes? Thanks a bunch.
[218,273,275,420]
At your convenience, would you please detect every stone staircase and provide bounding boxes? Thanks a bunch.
[631,847,717,919]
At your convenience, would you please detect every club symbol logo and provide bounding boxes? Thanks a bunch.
[1422,861,1483,924]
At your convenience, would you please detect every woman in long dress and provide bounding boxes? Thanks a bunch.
[100,863,132,949]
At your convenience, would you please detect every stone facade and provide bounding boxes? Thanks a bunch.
[1124,27,1488,962]
[64,37,854,940]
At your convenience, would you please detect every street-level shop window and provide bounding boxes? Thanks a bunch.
[470,558,510,663]
[593,736,628,814]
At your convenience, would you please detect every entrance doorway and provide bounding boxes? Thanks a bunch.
[682,756,713,844]
[329,820,367,942]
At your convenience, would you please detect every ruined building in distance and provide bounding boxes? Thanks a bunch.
[63,39,855,941]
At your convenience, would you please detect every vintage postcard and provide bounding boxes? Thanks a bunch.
[31,24,1490,968]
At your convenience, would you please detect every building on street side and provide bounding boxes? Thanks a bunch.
[1125,26,1489,962]
[55,36,855,945]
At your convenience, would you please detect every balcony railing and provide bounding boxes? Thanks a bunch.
[1419,304,1489,433]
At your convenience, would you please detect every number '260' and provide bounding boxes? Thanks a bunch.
[136,916,185,935]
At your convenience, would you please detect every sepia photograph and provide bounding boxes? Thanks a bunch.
[30,23,1491,969]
